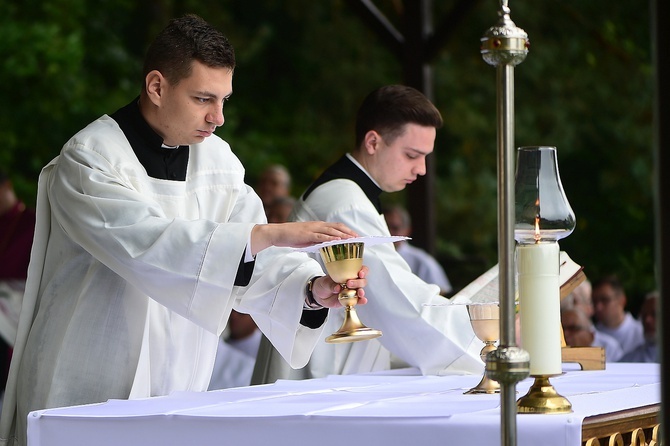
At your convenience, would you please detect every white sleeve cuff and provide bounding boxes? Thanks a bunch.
[244,233,255,262]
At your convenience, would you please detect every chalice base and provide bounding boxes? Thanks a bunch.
[464,339,500,394]
[464,374,501,394]
[325,306,382,344]
[517,375,572,414]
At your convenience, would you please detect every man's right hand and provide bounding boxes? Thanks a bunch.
[311,265,369,308]
[250,221,358,256]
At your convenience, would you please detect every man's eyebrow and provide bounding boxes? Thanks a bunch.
[194,90,232,100]
[407,147,431,156]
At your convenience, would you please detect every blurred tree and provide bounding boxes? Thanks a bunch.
[513,1,654,306]
[0,0,654,309]
[0,0,141,202]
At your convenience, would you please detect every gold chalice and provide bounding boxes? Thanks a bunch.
[464,303,501,394]
[319,241,382,344]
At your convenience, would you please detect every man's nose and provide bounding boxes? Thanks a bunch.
[208,106,224,126]
[414,159,426,176]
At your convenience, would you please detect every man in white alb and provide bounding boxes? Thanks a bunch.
[253,85,481,383]
[0,15,368,446]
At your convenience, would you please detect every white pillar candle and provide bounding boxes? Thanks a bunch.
[517,242,562,376]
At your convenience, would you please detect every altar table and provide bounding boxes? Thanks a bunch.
[27,362,660,446]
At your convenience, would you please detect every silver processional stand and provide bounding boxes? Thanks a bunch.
[480,2,531,446]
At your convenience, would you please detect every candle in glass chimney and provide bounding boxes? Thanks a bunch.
[517,239,562,376]
[515,146,575,376]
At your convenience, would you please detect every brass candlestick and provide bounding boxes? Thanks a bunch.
[319,242,382,344]
[465,304,501,394]
[517,375,572,414]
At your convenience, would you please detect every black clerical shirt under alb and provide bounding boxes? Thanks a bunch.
[111,98,190,181]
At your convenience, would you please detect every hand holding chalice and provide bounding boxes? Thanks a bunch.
[319,241,382,343]
[297,236,406,343]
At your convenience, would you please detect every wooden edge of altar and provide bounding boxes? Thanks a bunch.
[581,403,661,446]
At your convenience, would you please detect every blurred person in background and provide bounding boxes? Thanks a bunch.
[621,291,658,362]
[255,164,291,213]
[0,171,36,284]
[563,278,594,320]
[266,196,296,224]
[561,306,623,362]
[591,275,644,359]
[0,170,36,415]
[208,309,263,390]
[383,204,452,296]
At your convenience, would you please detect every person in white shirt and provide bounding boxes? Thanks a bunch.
[560,307,623,362]
[620,291,658,363]
[0,15,369,446]
[592,275,644,360]
[383,204,452,296]
[253,85,482,384]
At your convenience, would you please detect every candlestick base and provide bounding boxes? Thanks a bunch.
[517,375,572,414]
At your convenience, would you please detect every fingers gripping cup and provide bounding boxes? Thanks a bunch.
[319,241,382,344]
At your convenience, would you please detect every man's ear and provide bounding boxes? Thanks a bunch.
[363,130,381,155]
[145,70,165,106]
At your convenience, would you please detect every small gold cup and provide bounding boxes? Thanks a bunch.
[319,242,382,343]
[464,303,501,394]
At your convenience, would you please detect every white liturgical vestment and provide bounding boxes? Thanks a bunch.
[0,115,325,446]
[253,155,482,384]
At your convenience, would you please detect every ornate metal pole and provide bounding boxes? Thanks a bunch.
[480,2,531,445]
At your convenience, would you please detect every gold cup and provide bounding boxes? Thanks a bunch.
[464,303,501,394]
[319,242,382,343]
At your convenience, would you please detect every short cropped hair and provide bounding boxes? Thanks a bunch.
[354,85,443,149]
[142,14,236,86]
[592,275,625,296]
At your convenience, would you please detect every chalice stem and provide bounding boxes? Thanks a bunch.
[465,341,501,394]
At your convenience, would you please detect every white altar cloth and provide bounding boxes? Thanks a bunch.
[27,362,659,446]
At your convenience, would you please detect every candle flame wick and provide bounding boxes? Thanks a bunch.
[533,216,541,242]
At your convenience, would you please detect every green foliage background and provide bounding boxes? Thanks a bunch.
[0,1,655,312]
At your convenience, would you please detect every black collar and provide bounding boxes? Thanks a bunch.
[303,155,383,213]
[111,98,189,181]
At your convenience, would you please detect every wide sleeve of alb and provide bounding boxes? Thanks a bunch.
[48,135,253,335]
